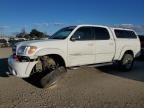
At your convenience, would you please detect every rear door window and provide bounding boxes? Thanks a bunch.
[93,27,110,40]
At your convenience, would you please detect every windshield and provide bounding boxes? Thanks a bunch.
[49,26,76,39]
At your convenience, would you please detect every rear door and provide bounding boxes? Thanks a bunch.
[68,27,95,66]
[93,27,115,63]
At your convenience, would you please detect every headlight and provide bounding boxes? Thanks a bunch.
[17,46,37,55]
[17,46,27,55]
[27,46,37,55]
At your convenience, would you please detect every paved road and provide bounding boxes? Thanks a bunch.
[0,48,144,108]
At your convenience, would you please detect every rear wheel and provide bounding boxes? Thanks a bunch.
[120,53,134,71]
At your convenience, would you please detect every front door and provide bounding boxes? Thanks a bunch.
[68,27,95,66]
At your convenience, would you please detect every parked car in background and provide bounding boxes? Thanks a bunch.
[0,43,10,48]
[0,38,10,48]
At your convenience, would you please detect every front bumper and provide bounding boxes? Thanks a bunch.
[8,56,38,78]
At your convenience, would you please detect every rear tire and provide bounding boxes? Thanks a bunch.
[120,53,134,71]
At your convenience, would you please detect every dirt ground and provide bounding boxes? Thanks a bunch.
[0,48,144,108]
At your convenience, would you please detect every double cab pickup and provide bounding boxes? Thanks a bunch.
[8,25,141,87]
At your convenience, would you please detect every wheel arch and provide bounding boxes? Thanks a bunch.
[35,48,67,67]
[119,49,134,60]
[47,54,66,67]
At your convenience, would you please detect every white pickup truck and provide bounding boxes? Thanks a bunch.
[8,24,141,87]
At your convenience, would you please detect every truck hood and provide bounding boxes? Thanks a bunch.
[16,39,65,48]
[15,39,67,56]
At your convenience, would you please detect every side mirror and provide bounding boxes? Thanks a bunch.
[70,35,80,41]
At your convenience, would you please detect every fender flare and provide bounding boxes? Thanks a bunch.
[118,46,134,60]
[34,48,67,65]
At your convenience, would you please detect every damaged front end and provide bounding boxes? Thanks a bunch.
[8,54,38,78]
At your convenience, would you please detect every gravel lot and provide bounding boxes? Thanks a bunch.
[0,48,144,108]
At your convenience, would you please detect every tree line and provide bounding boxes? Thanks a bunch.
[16,29,49,39]
[0,29,49,47]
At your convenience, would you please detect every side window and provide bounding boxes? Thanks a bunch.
[72,27,94,40]
[115,30,137,38]
[93,27,110,40]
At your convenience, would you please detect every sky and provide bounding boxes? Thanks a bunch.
[0,0,144,35]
